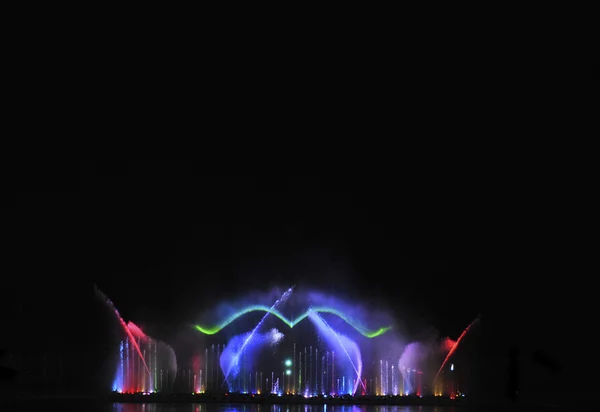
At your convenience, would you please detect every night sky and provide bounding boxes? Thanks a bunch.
[5,161,467,336]
[2,160,585,403]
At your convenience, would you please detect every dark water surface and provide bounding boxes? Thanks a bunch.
[110,407,459,412]
[0,402,539,412]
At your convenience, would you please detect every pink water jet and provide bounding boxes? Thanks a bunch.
[95,286,151,378]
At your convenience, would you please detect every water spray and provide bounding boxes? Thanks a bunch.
[308,308,365,395]
[95,285,152,379]
[223,286,295,385]
[433,316,479,385]
[195,304,390,338]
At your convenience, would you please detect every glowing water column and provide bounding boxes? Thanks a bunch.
[142,348,147,392]
[147,346,151,391]
[204,348,208,392]
[379,360,383,395]
[449,363,455,398]
[315,348,318,394]
[403,367,412,395]
[331,351,335,395]
[120,341,125,391]
[125,340,130,391]
[400,366,404,395]
[210,345,214,391]
[154,341,157,391]
[325,351,329,395]
[284,358,292,393]
[304,347,307,393]
[321,355,325,395]
[114,337,160,393]
[385,361,389,395]
[309,346,312,394]
[112,341,124,392]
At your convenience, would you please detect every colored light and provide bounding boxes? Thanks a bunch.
[307,309,364,396]
[95,287,151,378]
[222,289,295,387]
[286,370,291,375]
[194,305,391,338]
[285,359,292,367]
[433,317,479,385]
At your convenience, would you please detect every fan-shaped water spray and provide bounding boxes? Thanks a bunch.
[96,286,177,393]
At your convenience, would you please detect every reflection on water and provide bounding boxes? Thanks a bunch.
[112,405,456,412]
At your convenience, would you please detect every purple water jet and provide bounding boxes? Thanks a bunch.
[307,308,363,395]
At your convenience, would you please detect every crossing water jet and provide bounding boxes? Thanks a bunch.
[222,286,295,387]
[433,316,479,385]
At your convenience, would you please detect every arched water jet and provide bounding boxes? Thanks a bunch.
[96,286,178,393]
[307,308,364,395]
[433,316,479,385]
[220,328,284,392]
[221,286,294,387]
[195,305,391,338]
[95,286,151,381]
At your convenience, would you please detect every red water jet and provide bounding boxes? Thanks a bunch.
[433,316,479,385]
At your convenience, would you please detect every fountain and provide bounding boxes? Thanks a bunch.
[307,308,363,395]
[221,287,294,388]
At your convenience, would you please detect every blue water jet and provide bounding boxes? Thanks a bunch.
[307,308,364,395]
